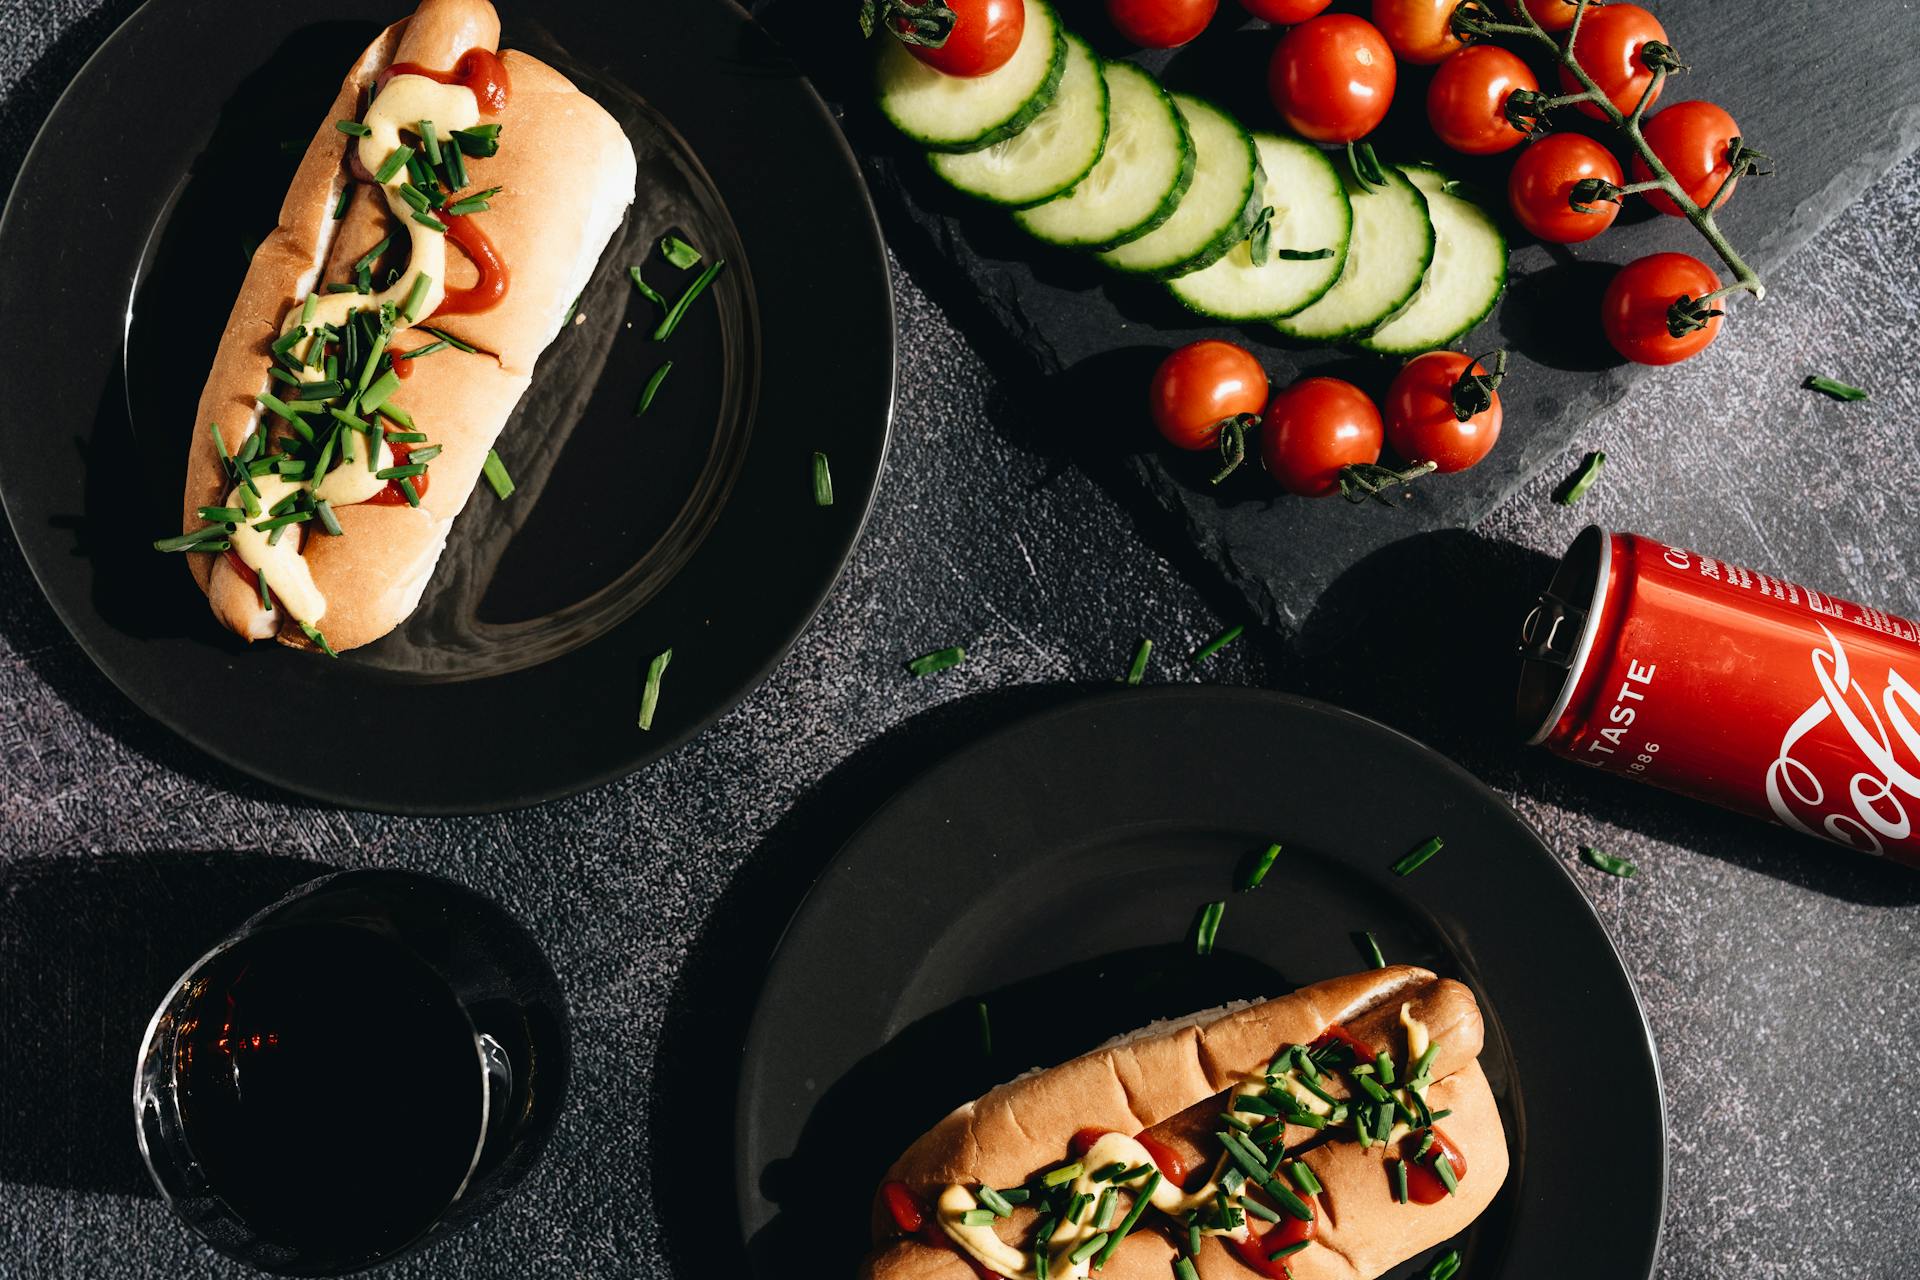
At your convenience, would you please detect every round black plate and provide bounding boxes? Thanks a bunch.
[735,687,1665,1279]
[0,0,891,812]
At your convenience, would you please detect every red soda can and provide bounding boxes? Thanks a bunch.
[1517,526,1920,868]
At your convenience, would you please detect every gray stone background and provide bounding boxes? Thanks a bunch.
[2,1,1916,1277]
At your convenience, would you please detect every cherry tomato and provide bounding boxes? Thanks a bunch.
[1601,252,1724,366]
[1149,340,1269,451]
[1107,0,1218,48]
[1241,0,1331,21]
[1385,351,1503,473]
[1559,4,1667,119]
[1260,377,1383,497]
[1400,1127,1469,1204]
[900,0,1024,77]
[1372,0,1463,64]
[1427,44,1536,155]
[1511,0,1577,31]
[1507,132,1623,243]
[1630,100,1741,216]
[1227,1184,1317,1277]
[1268,15,1397,144]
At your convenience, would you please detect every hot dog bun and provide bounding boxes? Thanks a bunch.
[180,0,637,652]
[862,967,1508,1280]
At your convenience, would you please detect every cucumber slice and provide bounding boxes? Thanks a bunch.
[1098,95,1261,280]
[1166,132,1350,322]
[929,34,1108,207]
[877,0,1066,154]
[1358,165,1507,354]
[1273,162,1433,343]
[1013,61,1191,251]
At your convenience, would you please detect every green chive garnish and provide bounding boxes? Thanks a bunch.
[384,431,428,443]
[1413,1043,1439,1082]
[410,211,448,233]
[976,1000,992,1056]
[399,477,421,507]
[255,392,304,427]
[1091,1162,1128,1183]
[335,120,372,137]
[1557,450,1606,505]
[1581,845,1638,877]
[636,361,673,415]
[1124,637,1153,686]
[905,646,965,677]
[812,451,834,507]
[1391,836,1444,877]
[196,506,245,523]
[297,622,338,657]
[978,1185,1014,1218]
[1394,1158,1409,1203]
[1414,1131,1435,1161]
[1068,1234,1108,1266]
[152,526,229,553]
[1240,842,1281,891]
[1356,930,1386,969]
[1093,1171,1159,1267]
[406,444,442,464]
[444,195,491,216]
[361,370,401,416]
[373,464,427,481]
[628,265,666,308]
[1268,1240,1309,1261]
[1265,1179,1313,1222]
[398,182,432,213]
[1232,1092,1280,1117]
[652,258,727,341]
[314,498,343,536]
[1190,623,1244,665]
[1432,1151,1459,1195]
[251,510,312,532]
[997,1188,1029,1205]
[1287,1162,1323,1196]
[400,272,432,322]
[451,123,501,157]
[416,120,441,165]
[958,1208,995,1227]
[1092,1187,1117,1230]
[1804,374,1868,402]
[1425,1249,1462,1280]
[1066,1193,1091,1222]
[482,449,515,499]
[373,144,413,184]
[1039,1162,1084,1188]
[421,326,477,353]
[353,236,392,274]
[639,648,673,731]
[444,140,468,191]
[661,234,701,268]
[1193,899,1225,955]
[1241,1196,1280,1224]
[1216,1132,1269,1184]
[1174,1259,1199,1280]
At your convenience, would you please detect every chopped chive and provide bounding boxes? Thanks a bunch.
[1375,1051,1396,1087]
[1414,1131,1435,1161]
[335,119,372,137]
[1093,1171,1159,1267]
[405,444,442,464]
[1432,1151,1459,1196]
[444,138,468,190]
[255,392,304,426]
[1250,1120,1283,1145]
[1286,1162,1323,1196]
[404,338,451,360]
[377,400,416,430]
[400,272,433,322]
[1034,1220,1055,1280]
[373,144,414,183]
[251,510,312,533]
[1193,899,1225,955]
[1556,449,1606,505]
[152,526,229,552]
[325,281,358,293]
[627,264,666,307]
[1124,637,1153,686]
[1581,845,1638,877]
[1355,930,1386,969]
[1174,1259,1199,1280]
[1239,842,1282,891]
[812,451,834,507]
[638,648,673,730]
[299,622,338,658]
[1265,1179,1313,1222]
[977,1185,1014,1218]
[1092,1187,1117,1230]
[1268,1240,1309,1261]
[1804,374,1868,402]
[1216,1132,1270,1184]
[482,449,515,499]
[1391,836,1444,877]
[976,1000,992,1055]
[1091,1162,1128,1183]
[1039,1162,1084,1188]
[905,646,965,678]
[661,234,702,268]
[415,120,441,165]
[258,570,273,612]
[996,1188,1029,1205]
[958,1208,995,1227]
[397,182,432,213]
[1220,1112,1252,1133]
[1413,1042,1439,1081]
[636,361,673,415]
[1354,1074,1392,1105]
[1068,1233,1109,1266]
[399,477,420,507]
[1428,1108,1453,1122]
[444,195,491,216]
[451,123,501,157]
[1190,623,1244,665]
[1241,1196,1281,1224]
[314,498,343,536]
[1294,1072,1341,1109]
[1393,1157,1410,1203]
[1066,1192,1091,1222]
[196,506,245,523]
[421,325,477,353]
[561,290,582,328]
[376,463,428,480]
[352,236,392,274]
[384,431,428,443]
[361,370,401,415]
[410,211,448,233]
[1425,1249,1462,1280]
[1232,1092,1280,1117]
[652,258,727,341]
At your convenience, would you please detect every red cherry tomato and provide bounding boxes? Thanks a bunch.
[1601,252,1724,366]
[1427,44,1536,155]
[1268,15,1396,144]
[1400,1127,1469,1204]
[1630,100,1742,216]
[900,0,1024,77]
[1260,378,1383,498]
[1511,0,1577,31]
[1107,0,1218,48]
[1241,0,1331,21]
[1150,340,1270,451]
[1226,1184,1317,1277]
[1507,132,1623,243]
[1372,0,1463,65]
[1560,4,1667,119]
[1384,351,1503,474]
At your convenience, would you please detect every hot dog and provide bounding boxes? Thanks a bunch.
[862,966,1508,1280]
[169,0,636,652]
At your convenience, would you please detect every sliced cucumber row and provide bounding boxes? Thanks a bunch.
[930,33,1108,208]
[1014,60,1191,250]
[1167,132,1350,322]
[1358,165,1507,354]
[877,0,1066,153]
[1097,94,1260,280]
[1273,161,1433,343]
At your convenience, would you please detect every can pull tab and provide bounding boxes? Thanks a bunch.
[1519,591,1587,667]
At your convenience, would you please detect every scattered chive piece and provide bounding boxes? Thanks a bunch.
[1093,1171,1159,1267]
[1124,637,1153,686]
[1174,1260,1199,1280]
[1241,842,1281,891]
[1039,1162,1084,1188]
[1066,1193,1091,1223]
[1390,836,1444,877]
[411,211,448,233]
[298,622,338,658]
[416,120,441,165]
[652,258,727,341]
[353,236,393,275]
[958,1209,996,1227]
[1265,1180,1314,1222]
[398,182,432,213]
[1414,1131,1435,1161]
[662,234,702,268]
[1232,1092,1280,1117]
[1220,1112,1252,1133]
[152,527,229,552]
[361,370,401,416]
[812,451,834,507]
[451,123,501,157]
[1413,1043,1439,1081]
[255,392,304,427]
[1268,1241,1310,1261]
[196,506,245,523]
[905,646,965,678]
[997,1189,1029,1205]
[636,361,673,415]
[1557,450,1606,505]
[1242,1197,1281,1224]
[1287,1161,1323,1196]
[482,449,515,500]
[1068,1234,1109,1266]
[1092,1187,1117,1230]
[1375,1051,1396,1087]
[1356,930,1386,970]
[314,498,343,536]
[335,120,372,137]
[628,265,666,308]
[977,1185,1014,1218]
[377,401,416,431]
[1425,1250,1462,1280]
[1581,846,1638,877]
[421,326,477,354]
[258,571,273,612]
[1193,900,1226,955]
[405,338,450,360]
[407,444,443,464]
[1091,1161,1129,1183]
[251,510,313,532]
[400,272,432,322]
[1433,1152,1459,1196]
[444,194,492,216]
[976,1000,992,1056]
[1216,1132,1267,1184]
[1034,1220,1055,1280]
[373,144,413,184]
[1803,374,1868,402]
[443,138,468,190]
[1394,1158,1409,1203]
[561,291,583,328]
[375,464,427,481]
[1190,623,1244,665]
[384,432,428,443]
[399,477,421,507]
[638,648,673,731]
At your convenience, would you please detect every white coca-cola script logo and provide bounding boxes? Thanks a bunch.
[1764,623,1920,856]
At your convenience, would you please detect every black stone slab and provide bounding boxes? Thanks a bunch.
[754,0,1920,631]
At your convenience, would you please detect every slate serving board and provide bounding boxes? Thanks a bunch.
[753,0,1920,632]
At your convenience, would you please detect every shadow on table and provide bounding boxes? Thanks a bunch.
[0,850,329,1198]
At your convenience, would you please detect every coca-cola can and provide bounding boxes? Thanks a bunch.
[1517,526,1920,868]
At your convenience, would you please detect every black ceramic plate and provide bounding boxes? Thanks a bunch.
[736,686,1665,1278]
[0,0,891,812]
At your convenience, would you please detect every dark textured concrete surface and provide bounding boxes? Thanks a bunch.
[2,2,1917,1278]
